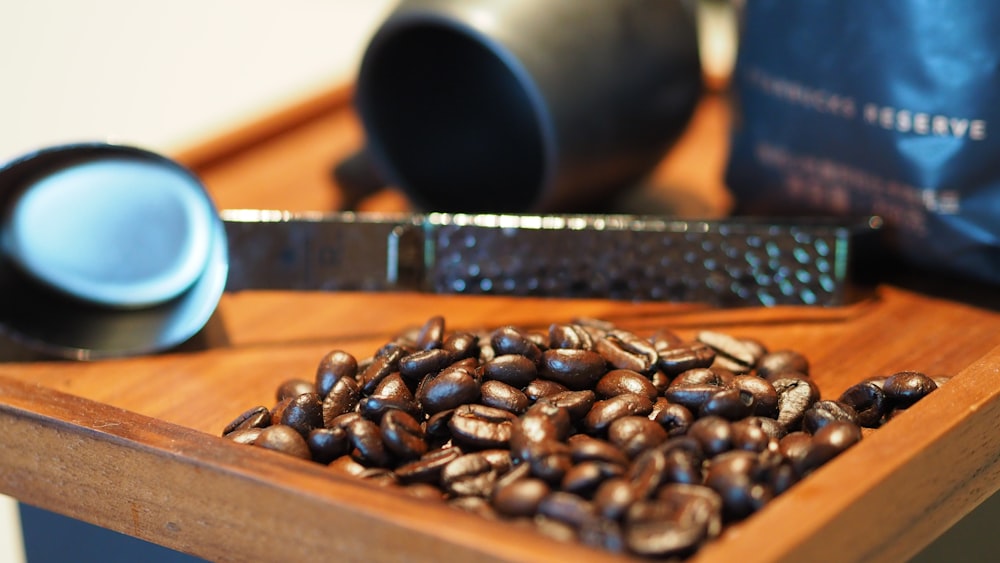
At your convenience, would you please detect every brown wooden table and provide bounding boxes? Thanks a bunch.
[1,87,999,562]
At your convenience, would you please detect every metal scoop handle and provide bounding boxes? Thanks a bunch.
[223,210,879,307]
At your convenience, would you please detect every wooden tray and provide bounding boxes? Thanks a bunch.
[1,86,999,562]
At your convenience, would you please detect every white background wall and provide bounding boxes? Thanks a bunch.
[0,1,396,560]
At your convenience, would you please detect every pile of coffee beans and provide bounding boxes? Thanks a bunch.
[222,316,945,559]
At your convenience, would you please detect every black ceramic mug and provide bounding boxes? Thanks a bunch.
[353,0,702,213]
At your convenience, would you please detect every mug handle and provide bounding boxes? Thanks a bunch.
[332,147,388,210]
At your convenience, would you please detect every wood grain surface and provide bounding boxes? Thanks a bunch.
[1,89,999,562]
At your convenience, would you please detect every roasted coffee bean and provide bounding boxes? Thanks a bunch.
[669,367,731,388]
[347,418,392,467]
[492,477,550,517]
[627,448,669,499]
[523,379,568,402]
[226,427,263,445]
[595,329,659,374]
[579,517,626,553]
[360,372,420,422]
[624,499,708,558]
[491,326,543,364]
[778,431,812,461]
[802,400,858,434]
[448,404,517,450]
[523,443,572,485]
[596,369,658,401]
[687,416,732,458]
[593,477,638,521]
[663,383,722,413]
[655,484,724,540]
[756,349,810,380]
[883,370,938,408]
[650,400,695,437]
[798,420,863,475]
[562,461,626,497]
[511,402,572,462]
[584,394,655,435]
[662,447,703,485]
[569,435,630,467]
[773,377,821,431]
[704,450,772,521]
[449,496,499,519]
[327,412,363,431]
[403,483,446,502]
[395,446,463,484]
[697,330,766,373]
[255,424,311,460]
[270,397,292,426]
[328,455,367,477]
[608,416,668,459]
[416,365,481,415]
[441,452,500,497]
[657,341,717,377]
[223,405,271,436]
[700,388,756,421]
[442,331,479,361]
[276,378,317,402]
[481,354,537,387]
[730,418,774,453]
[839,381,887,428]
[537,491,599,529]
[280,392,324,437]
[548,323,594,350]
[539,390,597,422]
[649,328,684,349]
[399,348,453,381]
[307,427,350,464]
[315,350,358,397]
[322,376,361,427]
[731,375,779,418]
[479,380,530,414]
[380,409,427,461]
[415,315,445,350]
[540,348,608,390]
[359,346,406,395]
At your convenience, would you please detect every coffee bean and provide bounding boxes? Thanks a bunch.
[442,331,480,362]
[687,416,732,458]
[539,390,597,422]
[569,435,630,467]
[315,350,358,398]
[669,367,732,388]
[548,323,594,350]
[627,448,670,500]
[562,461,626,497]
[593,478,638,521]
[584,394,655,435]
[492,477,550,517]
[511,402,572,463]
[491,326,543,364]
[624,499,707,558]
[730,418,774,453]
[697,330,766,373]
[596,369,658,401]
[524,379,570,401]
[416,365,481,415]
[662,447,703,485]
[322,376,361,427]
[731,375,779,418]
[756,349,810,380]
[663,383,723,413]
[883,370,938,408]
[347,418,392,467]
[540,348,608,390]
[399,348,453,382]
[360,372,420,422]
[223,405,271,436]
[595,329,659,374]
[307,427,350,464]
[256,424,311,460]
[649,400,694,437]
[280,392,324,437]
[608,416,668,459]
[579,516,626,553]
[773,377,821,431]
[395,446,462,485]
[838,381,886,428]
[538,491,598,529]
[276,378,317,402]
[448,404,517,450]
[479,380,530,414]
[704,450,772,521]
[380,410,427,461]
[657,342,716,377]
[225,427,262,445]
[415,315,445,350]
[700,388,756,421]
[441,452,498,497]
[800,420,863,473]
[802,400,858,435]
[481,354,537,387]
